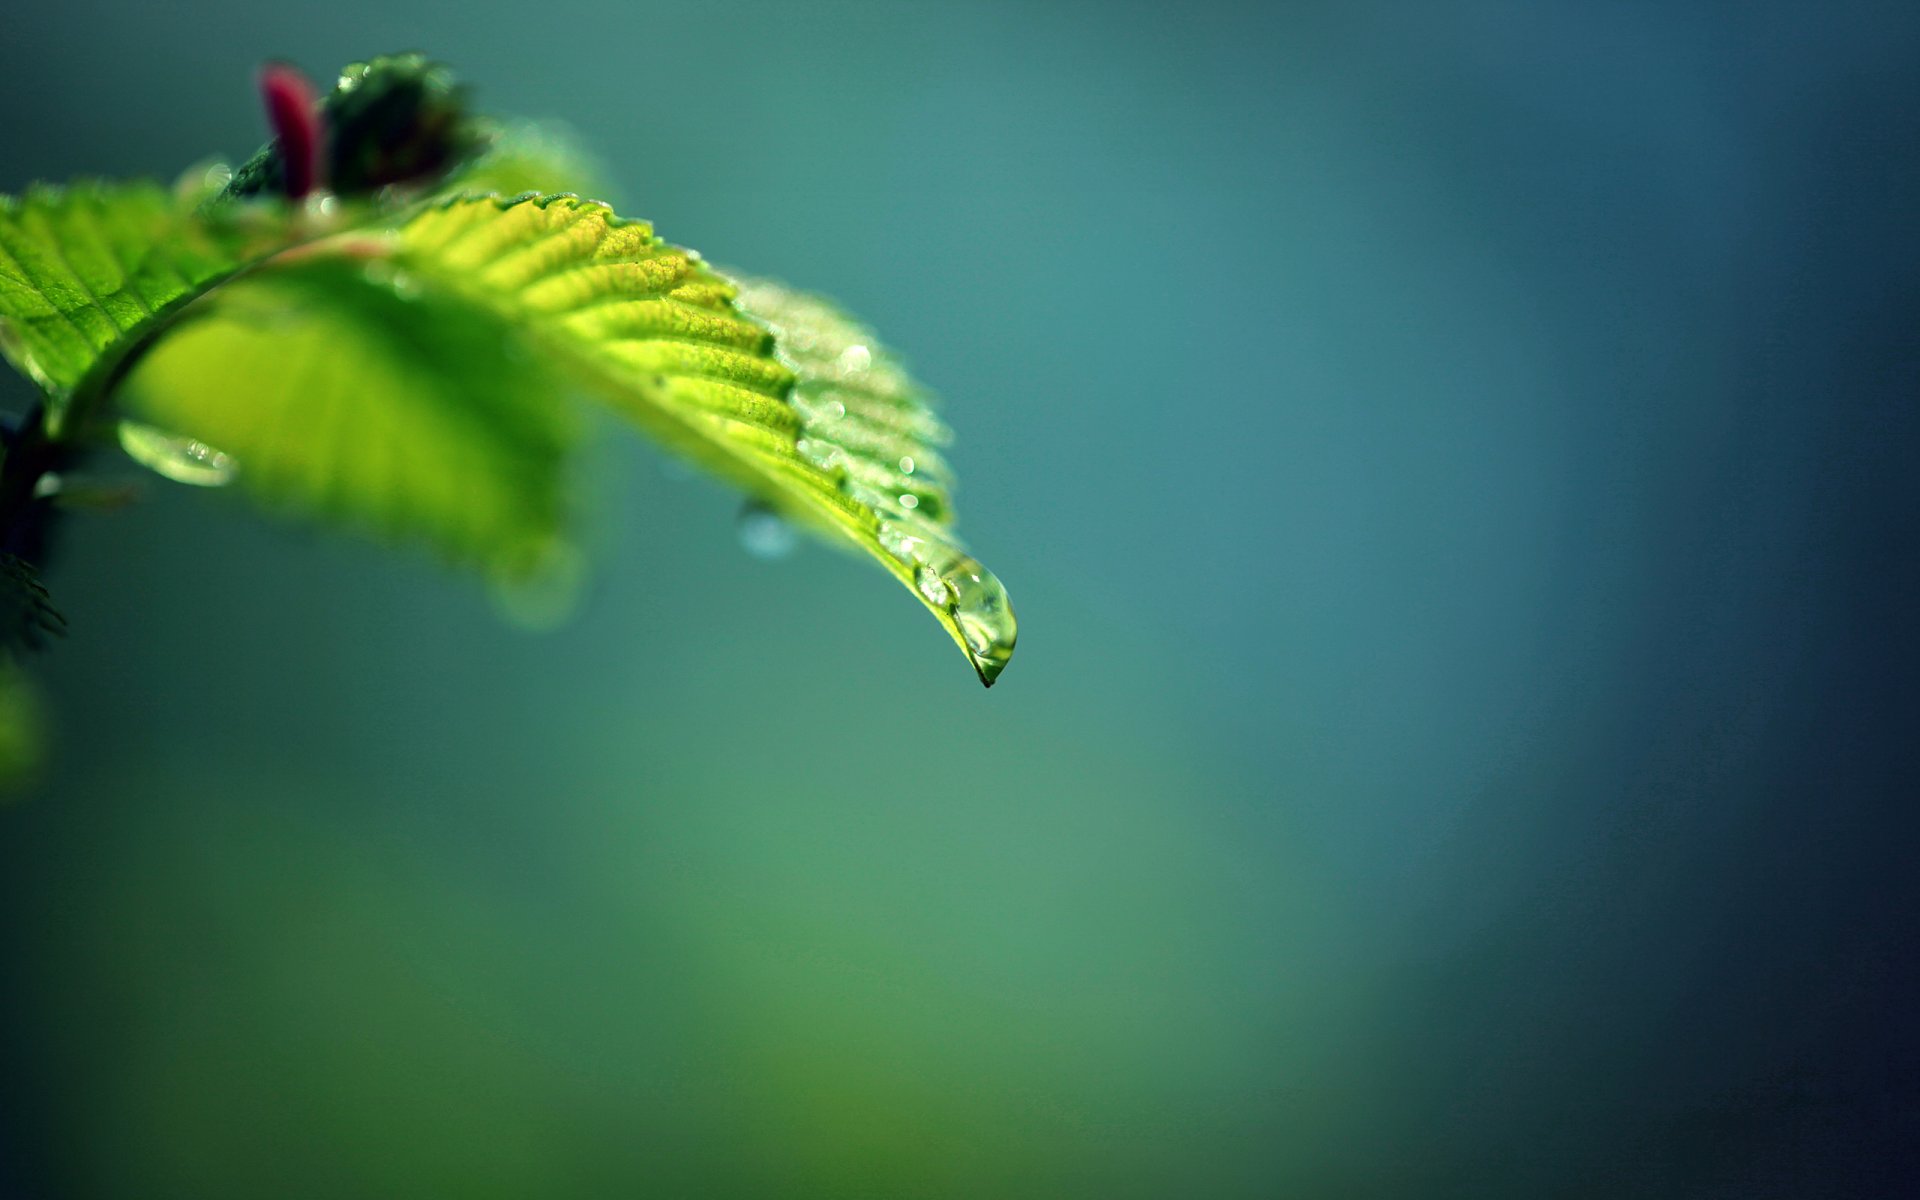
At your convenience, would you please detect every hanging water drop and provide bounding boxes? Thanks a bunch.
[944,555,1017,686]
[737,500,797,560]
[488,540,587,631]
[116,421,238,487]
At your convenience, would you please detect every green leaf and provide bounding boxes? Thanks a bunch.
[0,175,1017,684]
[0,182,288,416]
[116,257,577,578]
[393,194,1017,684]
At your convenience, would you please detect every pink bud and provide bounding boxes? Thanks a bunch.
[258,62,324,200]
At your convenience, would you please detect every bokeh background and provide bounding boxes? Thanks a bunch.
[2,1,1917,1196]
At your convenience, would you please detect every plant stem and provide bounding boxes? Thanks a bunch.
[0,404,61,555]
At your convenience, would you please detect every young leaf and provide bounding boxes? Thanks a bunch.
[393,194,1017,684]
[0,183,288,417]
[726,275,1016,684]
[116,258,576,577]
[0,55,1020,688]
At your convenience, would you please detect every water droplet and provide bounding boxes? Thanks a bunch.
[898,493,919,510]
[172,158,233,203]
[736,500,797,560]
[488,541,587,631]
[945,556,1017,685]
[795,394,846,424]
[835,344,872,375]
[916,566,952,608]
[116,422,238,487]
[898,455,916,475]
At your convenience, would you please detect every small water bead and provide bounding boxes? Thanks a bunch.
[794,394,846,423]
[890,493,947,526]
[116,421,238,487]
[736,500,797,560]
[898,455,915,475]
[877,525,926,565]
[916,565,952,607]
[804,421,926,482]
[846,476,930,523]
[879,505,948,548]
[835,344,872,375]
[172,158,234,203]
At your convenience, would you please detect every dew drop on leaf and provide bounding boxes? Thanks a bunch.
[116,421,238,487]
[834,344,871,375]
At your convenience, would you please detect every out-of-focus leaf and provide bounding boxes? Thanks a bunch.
[450,120,612,205]
[0,182,293,419]
[118,258,576,578]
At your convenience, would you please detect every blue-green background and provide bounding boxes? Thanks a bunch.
[3,2,1916,1196]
